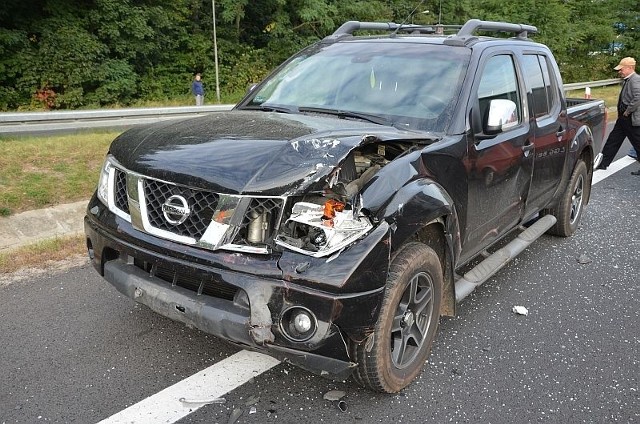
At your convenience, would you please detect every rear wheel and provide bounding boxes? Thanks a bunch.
[544,160,588,236]
[351,242,442,393]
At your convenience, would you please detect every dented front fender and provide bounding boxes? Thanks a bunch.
[380,178,460,259]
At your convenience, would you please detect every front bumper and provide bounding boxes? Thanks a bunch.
[84,198,390,379]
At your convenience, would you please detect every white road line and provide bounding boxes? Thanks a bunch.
[97,350,280,424]
[593,156,637,184]
[97,154,636,424]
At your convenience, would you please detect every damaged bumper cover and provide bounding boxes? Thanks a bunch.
[102,258,361,378]
[84,200,390,379]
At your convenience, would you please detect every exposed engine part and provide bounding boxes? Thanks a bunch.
[275,141,416,256]
[247,208,270,243]
[345,164,381,198]
[324,150,387,201]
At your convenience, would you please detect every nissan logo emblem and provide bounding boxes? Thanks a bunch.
[161,195,190,225]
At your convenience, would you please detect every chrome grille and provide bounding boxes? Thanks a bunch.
[143,179,219,239]
[106,164,285,253]
[114,168,129,213]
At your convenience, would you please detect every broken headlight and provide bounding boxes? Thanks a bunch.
[275,200,372,258]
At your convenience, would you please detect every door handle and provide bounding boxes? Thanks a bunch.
[522,143,535,152]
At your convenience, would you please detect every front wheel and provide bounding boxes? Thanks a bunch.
[351,242,443,393]
[544,160,588,236]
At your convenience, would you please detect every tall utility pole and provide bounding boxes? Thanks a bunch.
[212,0,221,103]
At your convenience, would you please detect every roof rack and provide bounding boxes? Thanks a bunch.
[324,21,437,41]
[457,19,537,38]
[444,19,538,46]
[324,19,538,45]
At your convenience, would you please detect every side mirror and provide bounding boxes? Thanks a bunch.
[484,99,518,134]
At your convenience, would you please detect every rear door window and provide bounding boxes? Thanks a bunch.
[521,54,559,119]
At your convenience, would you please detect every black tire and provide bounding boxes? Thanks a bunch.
[351,242,443,393]
[544,160,588,237]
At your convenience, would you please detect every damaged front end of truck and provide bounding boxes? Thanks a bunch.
[84,110,450,379]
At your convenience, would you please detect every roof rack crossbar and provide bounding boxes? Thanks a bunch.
[331,21,441,36]
[456,19,538,39]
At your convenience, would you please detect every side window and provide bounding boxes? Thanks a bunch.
[539,56,558,112]
[522,54,558,118]
[477,55,522,126]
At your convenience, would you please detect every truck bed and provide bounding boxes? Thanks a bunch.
[566,97,607,163]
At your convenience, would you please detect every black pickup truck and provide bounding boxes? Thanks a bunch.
[84,19,606,393]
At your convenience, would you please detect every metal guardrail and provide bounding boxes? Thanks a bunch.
[563,78,621,92]
[0,78,623,135]
[0,104,234,135]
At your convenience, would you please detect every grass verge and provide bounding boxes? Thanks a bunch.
[0,234,86,275]
[0,130,118,216]
[566,84,619,110]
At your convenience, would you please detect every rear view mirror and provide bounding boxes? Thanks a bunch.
[485,99,518,134]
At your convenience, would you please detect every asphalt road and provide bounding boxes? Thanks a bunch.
[1,154,639,424]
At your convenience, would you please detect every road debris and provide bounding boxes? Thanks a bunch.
[178,397,226,407]
[576,254,592,264]
[322,390,345,401]
[227,408,243,424]
[512,305,529,316]
[244,395,259,406]
[323,390,347,412]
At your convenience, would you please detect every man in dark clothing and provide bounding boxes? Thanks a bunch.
[596,57,640,174]
[192,73,204,106]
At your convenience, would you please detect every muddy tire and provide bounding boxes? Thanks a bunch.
[544,160,587,237]
[351,242,443,393]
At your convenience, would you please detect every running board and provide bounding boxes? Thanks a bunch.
[454,215,557,303]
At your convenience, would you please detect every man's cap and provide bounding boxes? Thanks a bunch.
[614,57,636,70]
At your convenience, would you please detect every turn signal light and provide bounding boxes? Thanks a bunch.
[322,199,345,227]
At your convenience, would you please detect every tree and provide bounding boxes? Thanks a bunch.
[615,0,639,61]
[0,0,634,110]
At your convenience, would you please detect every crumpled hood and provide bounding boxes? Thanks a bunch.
[110,110,431,195]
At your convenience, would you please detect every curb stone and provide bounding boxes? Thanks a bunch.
[0,200,87,252]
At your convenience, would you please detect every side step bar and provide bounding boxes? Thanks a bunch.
[454,214,557,302]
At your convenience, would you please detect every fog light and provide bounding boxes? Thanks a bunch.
[280,306,317,342]
[294,312,312,333]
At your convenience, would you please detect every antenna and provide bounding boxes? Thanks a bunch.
[392,0,426,35]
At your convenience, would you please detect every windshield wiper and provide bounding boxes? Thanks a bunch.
[241,103,296,113]
[298,107,391,126]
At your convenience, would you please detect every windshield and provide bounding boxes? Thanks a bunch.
[241,41,470,132]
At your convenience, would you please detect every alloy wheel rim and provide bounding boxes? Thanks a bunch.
[570,174,584,225]
[390,272,434,369]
